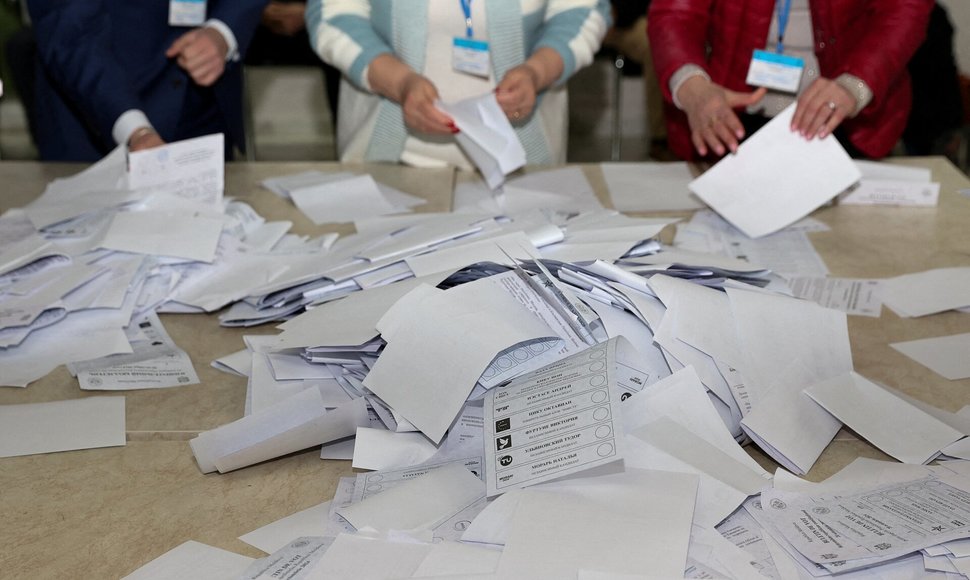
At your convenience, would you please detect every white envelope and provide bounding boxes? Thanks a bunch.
[439,94,526,189]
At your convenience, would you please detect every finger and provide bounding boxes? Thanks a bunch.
[800,95,834,139]
[700,124,727,157]
[166,30,196,58]
[690,129,708,157]
[722,109,746,141]
[817,106,846,139]
[724,86,767,109]
[791,81,824,130]
[713,118,740,153]
[193,63,223,86]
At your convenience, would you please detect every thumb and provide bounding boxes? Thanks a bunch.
[166,29,197,58]
[725,86,767,108]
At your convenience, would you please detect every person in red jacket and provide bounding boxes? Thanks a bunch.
[647,0,934,160]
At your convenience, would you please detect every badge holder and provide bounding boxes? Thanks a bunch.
[170,0,206,27]
[452,0,490,78]
[746,49,804,93]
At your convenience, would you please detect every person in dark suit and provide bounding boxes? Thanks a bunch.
[28,0,268,161]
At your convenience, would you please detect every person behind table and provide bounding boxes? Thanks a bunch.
[647,0,934,160]
[28,0,268,161]
[305,0,611,169]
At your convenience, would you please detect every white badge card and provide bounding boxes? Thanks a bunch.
[746,49,804,93]
[169,0,207,26]
[452,37,491,78]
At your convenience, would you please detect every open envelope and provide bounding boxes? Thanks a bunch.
[438,94,526,190]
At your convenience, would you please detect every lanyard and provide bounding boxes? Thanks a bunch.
[460,0,473,37]
[776,0,793,53]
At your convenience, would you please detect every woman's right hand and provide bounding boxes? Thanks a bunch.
[398,73,458,135]
[677,75,766,157]
[368,54,457,136]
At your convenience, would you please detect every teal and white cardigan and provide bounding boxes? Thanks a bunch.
[306,0,611,165]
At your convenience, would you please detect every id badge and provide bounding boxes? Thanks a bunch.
[169,0,206,26]
[452,37,491,78]
[745,49,804,93]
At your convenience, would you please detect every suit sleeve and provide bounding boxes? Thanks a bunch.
[28,0,145,145]
[207,0,270,62]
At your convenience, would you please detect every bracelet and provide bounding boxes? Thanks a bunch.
[128,126,156,146]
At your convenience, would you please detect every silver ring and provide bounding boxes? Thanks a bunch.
[826,101,837,111]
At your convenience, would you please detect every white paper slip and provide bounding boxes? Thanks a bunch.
[438,93,526,190]
[122,540,253,580]
[688,104,861,238]
[601,162,704,212]
[289,174,398,225]
[891,332,970,380]
[307,533,433,580]
[497,471,698,579]
[757,475,970,566]
[240,536,334,580]
[483,338,625,497]
[337,463,485,533]
[854,159,932,183]
[805,371,964,464]
[99,209,223,263]
[839,179,940,206]
[788,277,883,317]
[0,396,126,458]
[881,267,970,317]
[128,133,225,206]
[350,427,438,471]
[239,502,332,554]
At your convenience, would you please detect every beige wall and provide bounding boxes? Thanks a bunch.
[938,0,969,75]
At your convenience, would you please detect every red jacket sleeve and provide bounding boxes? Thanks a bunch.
[647,0,714,102]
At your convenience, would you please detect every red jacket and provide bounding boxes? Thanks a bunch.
[648,0,934,159]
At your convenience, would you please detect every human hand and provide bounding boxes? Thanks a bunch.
[495,64,541,124]
[128,127,166,152]
[791,77,856,140]
[399,73,458,135]
[262,2,306,37]
[678,75,767,156]
[166,27,229,87]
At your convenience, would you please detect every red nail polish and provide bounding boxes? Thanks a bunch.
[451,127,460,134]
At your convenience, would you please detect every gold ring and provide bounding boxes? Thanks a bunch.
[512,111,521,120]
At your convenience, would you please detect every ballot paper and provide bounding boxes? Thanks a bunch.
[239,502,332,554]
[73,312,199,390]
[757,474,970,567]
[240,537,334,580]
[336,462,484,533]
[304,533,433,580]
[0,396,125,458]
[839,179,940,206]
[601,162,704,212]
[483,338,625,497]
[99,208,224,263]
[688,104,861,238]
[438,93,526,189]
[289,174,398,225]
[788,277,883,317]
[122,540,253,580]
[805,371,963,464]
[881,267,970,317]
[363,279,559,444]
[496,470,698,579]
[891,333,970,380]
[341,457,487,542]
[127,133,225,206]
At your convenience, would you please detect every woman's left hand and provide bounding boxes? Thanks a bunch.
[791,77,856,140]
[495,64,541,124]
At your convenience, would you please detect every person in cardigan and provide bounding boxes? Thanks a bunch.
[647,0,934,161]
[306,0,611,169]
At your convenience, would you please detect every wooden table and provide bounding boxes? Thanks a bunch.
[1,159,968,579]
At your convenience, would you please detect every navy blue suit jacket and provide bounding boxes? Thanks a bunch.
[29,0,267,161]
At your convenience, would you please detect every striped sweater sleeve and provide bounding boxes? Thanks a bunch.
[305,0,392,90]
[535,0,612,85]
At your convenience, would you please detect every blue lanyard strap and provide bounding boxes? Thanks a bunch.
[460,0,473,37]
[776,0,793,53]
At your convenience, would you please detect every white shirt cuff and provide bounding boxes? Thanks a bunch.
[669,64,710,111]
[204,19,239,62]
[113,110,153,147]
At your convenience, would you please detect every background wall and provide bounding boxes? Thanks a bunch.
[938,0,969,74]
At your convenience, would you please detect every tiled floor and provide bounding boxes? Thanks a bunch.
[0,56,651,163]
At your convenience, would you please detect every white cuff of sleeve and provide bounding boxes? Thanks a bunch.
[204,19,239,62]
[113,110,153,147]
[834,73,873,117]
[669,64,710,111]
